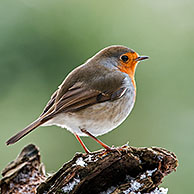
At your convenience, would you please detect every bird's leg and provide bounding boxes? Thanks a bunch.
[74,133,90,153]
[80,129,111,151]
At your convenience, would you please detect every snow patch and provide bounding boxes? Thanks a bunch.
[130,181,142,191]
[150,187,168,194]
[61,177,80,193]
[140,173,146,179]
[123,180,143,194]
[85,154,98,163]
[76,157,86,167]
[140,168,157,180]
[147,168,157,176]
[85,155,93,162]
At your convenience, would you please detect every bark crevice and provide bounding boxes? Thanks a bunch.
[0,144,178,194]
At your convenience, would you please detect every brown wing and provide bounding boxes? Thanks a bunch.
[40,63,128,120]
[40,83,128,121]
[40,91,58,117]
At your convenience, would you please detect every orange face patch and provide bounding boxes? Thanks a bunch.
[118,52,139,89]
[118,52,139,78]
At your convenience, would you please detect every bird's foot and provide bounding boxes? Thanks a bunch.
[98,144,130,157]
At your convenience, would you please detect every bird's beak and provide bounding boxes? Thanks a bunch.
[135,56,149,62]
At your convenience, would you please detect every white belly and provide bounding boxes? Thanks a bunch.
[43,89,135,136]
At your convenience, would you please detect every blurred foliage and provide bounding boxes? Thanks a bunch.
[0,0,193,193]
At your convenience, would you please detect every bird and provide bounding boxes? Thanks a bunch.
[6,45,149,153]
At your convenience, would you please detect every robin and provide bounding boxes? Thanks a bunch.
[6,45,149,153]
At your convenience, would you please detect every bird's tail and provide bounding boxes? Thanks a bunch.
[6,118,46,145]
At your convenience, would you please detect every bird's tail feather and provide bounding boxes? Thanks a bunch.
[6,118,46,145]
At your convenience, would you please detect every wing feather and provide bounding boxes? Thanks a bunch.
[40,84,128,121]
[39,67,128,121]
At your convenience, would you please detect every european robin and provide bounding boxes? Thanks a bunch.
[6,45,149,153]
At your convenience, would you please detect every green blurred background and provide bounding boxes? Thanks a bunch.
[0,0,193,193]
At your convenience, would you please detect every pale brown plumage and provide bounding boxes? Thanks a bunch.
[6,45,149,152]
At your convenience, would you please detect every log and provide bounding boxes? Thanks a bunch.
[0,144,178,194]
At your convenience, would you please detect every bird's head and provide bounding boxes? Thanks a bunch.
[93,45,149,80]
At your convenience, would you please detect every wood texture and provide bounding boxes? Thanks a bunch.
[0,144,178,194]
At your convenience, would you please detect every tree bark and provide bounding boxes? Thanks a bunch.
[0,144,178,194]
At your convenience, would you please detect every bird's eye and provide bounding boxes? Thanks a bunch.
[121,55,129,62]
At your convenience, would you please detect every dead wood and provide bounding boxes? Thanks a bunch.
[0,144,178,194]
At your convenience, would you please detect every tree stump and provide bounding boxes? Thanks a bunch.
[0,144,178,194]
